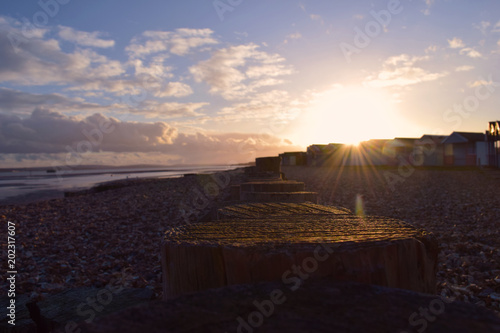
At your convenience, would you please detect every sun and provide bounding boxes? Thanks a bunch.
[292,85,407,146]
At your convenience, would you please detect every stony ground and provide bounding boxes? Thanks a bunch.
[283,165,500,313]
[0,170,245,301]
[1,165,499,317]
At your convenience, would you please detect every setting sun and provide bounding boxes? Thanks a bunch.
[291,85,412,146]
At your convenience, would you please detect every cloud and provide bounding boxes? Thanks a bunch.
[448,37,465,49]
[284,32,302,44]
[459,47,482,58]
[473,21,491,35]
[0,109,178,154]
[126,28,218,58]
[58,26,115,48]
[425,45,438,53]
[422,0,434,15]
[446,37,482,58]
[0,109,299,165]
[0,25,125,86]
[154,82,193,98]
[364,54,448,88]
[455,65,474,72]
[125,100,207,118]
[467,78,498,88]
[493,20,500,33]
[189,43,293,100]
[0,88,104,115]
[216,90,300,122]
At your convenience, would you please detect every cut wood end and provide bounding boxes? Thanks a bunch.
[163,216,434,251]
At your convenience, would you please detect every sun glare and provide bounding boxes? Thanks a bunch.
[293,85,408,146]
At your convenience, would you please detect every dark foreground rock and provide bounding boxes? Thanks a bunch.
[0,288,153,333]
[77,280,500,333]
[0,294,37,333]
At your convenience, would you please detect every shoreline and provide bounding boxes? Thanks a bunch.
[0,167,246,297]
[0,166,241,206]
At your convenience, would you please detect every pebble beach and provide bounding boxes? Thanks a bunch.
[1,165,499,315]
[283,165,500,313]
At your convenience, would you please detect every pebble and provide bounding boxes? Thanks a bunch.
[283,166,500,315]
[0,170,245,300]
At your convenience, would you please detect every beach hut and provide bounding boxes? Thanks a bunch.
[442,132,488,166]
[384,138,419,165]
[306,144,345,166]
[358,139,390,166]
[279,152,307,166]
[413,135,448,166]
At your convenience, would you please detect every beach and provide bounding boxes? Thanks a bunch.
[283,165,500,312]
[0,169,246,301]
[1,166,499,315]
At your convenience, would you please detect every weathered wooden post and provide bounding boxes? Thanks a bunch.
[161,215,438,300]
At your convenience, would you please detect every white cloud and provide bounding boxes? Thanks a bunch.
[492,20,500,33]
[58,26,115,48]
[422,0,434,15]
[189,44,293,100]
[217,90,296,120]
[155,82,193,98]
[446,37,483,59]
[455,65,474,72]
[364,54,447,88]
[0,21,125,86]
[123,100,207,119]
[459,47,482,58]
[309,14,324,25]
[467,78,498,88]
[130,56,173,79]
[473,21,491,35]
[126,28,218,58]
[425,45,438,53]
[283,32,302,44]
[448,37,465,49]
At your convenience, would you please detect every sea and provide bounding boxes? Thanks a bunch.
[0,165,238,204]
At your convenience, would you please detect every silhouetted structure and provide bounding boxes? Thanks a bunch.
[306,144,343,166]
[414,135,447,166]
[303,123,498,168]
[443,132,488,166]
[384,137,419,165]
[487,121,500,168]
[279,152,307,166]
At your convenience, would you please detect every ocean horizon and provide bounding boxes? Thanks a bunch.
[0,164,239,204]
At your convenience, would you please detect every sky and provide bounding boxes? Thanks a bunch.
[0,0,499,168]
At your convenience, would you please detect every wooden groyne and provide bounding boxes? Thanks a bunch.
[162,215,438,300]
